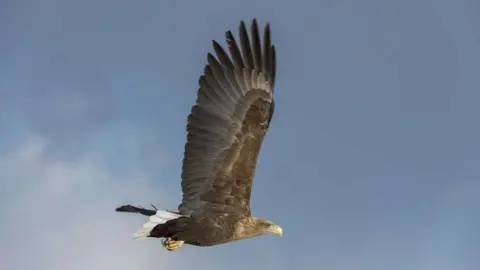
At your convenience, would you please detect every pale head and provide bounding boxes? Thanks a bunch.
[256,218,283,237]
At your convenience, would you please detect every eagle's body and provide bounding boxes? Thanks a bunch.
[116,19,282,251]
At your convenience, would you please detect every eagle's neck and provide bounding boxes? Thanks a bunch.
[233,216,266,240]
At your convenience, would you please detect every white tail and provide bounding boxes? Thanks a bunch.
[132,210,185,239]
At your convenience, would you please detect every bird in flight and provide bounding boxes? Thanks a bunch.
[116,18,281,251]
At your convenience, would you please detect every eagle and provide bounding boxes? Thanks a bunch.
[116,18,282,251]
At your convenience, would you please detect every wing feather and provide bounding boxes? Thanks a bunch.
[239,21,254,69]
[179,19,276,218]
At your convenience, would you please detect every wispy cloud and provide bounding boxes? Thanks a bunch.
[0,135,181,270]
[1,134,283,270]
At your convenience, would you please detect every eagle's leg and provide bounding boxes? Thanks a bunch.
[162,237,185,251]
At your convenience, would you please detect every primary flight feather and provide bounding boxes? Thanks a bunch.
[116,18,281,251]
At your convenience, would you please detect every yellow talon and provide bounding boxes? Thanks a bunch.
[163,237,184,251]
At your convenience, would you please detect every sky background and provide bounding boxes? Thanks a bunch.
[1,0,479,269]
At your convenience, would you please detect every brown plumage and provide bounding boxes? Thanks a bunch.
[116,18,282,251]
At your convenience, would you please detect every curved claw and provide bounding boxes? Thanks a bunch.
[162,237,184,251]
[162,238,170,249]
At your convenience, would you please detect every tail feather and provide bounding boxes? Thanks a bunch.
[132,210,186,239]
[115,204,186,240]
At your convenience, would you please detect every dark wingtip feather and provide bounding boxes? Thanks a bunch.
[207,52,216,63]
[212,40,234,70]
[225,30,244,69]
[250,19,262,71]
[262,22,271,75]
[239,20,253,69]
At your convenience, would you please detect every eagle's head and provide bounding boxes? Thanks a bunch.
[257,218,283,237]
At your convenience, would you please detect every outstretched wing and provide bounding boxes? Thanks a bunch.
[178,19,276,219]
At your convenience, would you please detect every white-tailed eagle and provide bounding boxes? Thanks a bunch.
[116,18,281,251]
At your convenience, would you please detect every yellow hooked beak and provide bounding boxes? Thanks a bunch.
[273,225,283,237]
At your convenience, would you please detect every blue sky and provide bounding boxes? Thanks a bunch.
[1,0,479,269]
